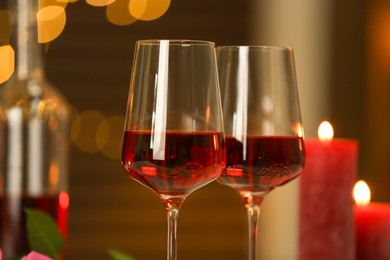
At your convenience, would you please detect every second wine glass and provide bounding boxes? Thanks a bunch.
[121,40,225,260]
[216,46,305,259]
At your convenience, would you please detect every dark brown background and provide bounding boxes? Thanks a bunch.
[39,0,390,258]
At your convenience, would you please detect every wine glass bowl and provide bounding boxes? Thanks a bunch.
[121,129,224,198]
[219,135,305,195]
[121,39,225,260]
[216,45,305,259]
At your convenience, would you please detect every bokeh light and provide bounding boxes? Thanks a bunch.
[71,110,126,160]
[72,110,105,153]
[58,0,78,3]
[37,5,67,43]
[39,0,69,9]
[86,0,116,7]
[129,0,171,21]
[0,10,12,45]
[106,0,138,26]
[0,45,15,84]
[3,0,170,45]
[96,115,125,159]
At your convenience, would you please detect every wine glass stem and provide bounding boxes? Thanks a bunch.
[167,206,179,260]
[246,196,265,260]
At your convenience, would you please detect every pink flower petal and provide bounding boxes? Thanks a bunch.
[21,251,53,260]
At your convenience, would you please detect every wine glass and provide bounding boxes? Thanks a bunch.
[121,40,225,260]
[216,46,305,259]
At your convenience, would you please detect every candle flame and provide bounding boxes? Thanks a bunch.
[318,121,334,141]
[353,180,371,206]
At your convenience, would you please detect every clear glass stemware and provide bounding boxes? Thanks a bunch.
[121,40,226,260]
[216,45,305,260]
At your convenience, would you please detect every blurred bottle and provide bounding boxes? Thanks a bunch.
[0,0,70,258]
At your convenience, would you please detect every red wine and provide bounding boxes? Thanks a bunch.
[121,131,225,196]
[218,136,305,193]
[0,193,69,258]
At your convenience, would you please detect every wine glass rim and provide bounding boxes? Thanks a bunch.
[136,39,215,46]
[216,45,293,51]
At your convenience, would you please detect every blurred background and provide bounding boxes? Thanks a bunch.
[1,0,390,259]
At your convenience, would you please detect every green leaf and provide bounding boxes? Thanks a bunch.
[107,248,135,260]
[7,255,24,260]
[25,208,64,259]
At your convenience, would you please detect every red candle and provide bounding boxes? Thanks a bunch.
[354,180,390,260]
[57,191,70,239]
[299,121,358,260]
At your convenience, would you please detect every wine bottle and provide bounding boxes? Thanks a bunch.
[0,0,70,258]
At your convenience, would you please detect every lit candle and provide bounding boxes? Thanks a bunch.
[299,121,358,260]
[354,180,390,260]
[57,191,70,239]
